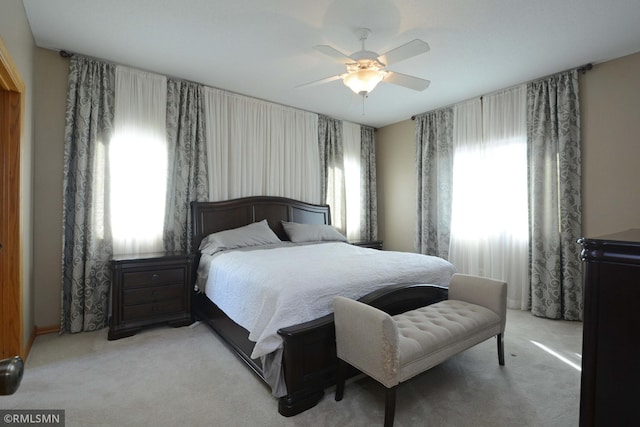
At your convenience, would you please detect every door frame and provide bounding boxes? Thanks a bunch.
[0,36,25,359]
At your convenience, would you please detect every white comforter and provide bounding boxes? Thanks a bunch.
[199,242,456,359]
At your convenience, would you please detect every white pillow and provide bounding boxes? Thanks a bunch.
[281,221,347,243]
[199,219,281,255]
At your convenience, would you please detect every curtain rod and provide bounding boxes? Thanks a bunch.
[577,63,593,74]
[410,62,593,121]
[57,49,378,130]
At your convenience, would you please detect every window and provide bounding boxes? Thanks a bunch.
[111,67,168,255]
[448,87,529,309]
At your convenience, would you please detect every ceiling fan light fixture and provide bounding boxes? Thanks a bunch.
[343,69,384,95]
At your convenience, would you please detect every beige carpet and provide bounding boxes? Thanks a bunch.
[1,309,582,426]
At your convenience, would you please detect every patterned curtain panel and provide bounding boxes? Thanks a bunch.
[61,56,115,333]
[164,79,209,253]
[527,70,583,320]
[318,115,346,230]
[360,125,378,241]
[415,108,454,258]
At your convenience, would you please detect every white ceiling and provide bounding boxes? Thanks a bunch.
[23,0,640,128]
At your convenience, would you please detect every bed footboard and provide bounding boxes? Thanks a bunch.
[194,284,448,417]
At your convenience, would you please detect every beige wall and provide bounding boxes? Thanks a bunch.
[377,51,640,251]
[33,49,68,327]
[0,0,36,348]
[580,52,640,237]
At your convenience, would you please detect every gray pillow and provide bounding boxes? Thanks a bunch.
[199,219,281,255]
[281,221,347,243]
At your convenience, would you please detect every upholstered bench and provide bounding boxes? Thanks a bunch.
[333,273,507,427]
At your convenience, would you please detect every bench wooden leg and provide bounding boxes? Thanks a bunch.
[497,333,505,366]
[335,359,347,401]
[384,385,397,427]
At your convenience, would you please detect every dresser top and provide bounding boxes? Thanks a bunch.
[579,229,640,261]
[110,251,191,263]
[584,229,640,244]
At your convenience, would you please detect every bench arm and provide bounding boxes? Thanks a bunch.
[448,273,507,333]
[333,296,400,388]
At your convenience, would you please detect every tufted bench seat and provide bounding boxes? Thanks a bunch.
[333,274,507,427]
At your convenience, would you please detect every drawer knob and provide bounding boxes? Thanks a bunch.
[151,273,159,280]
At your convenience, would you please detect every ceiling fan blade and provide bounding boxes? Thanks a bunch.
[296,74,343,89]
[383,71,430,91]
[378,39,430,66]
[313,45,355,63]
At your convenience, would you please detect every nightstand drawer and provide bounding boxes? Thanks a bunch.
[122,299,185,321]
[122,268,184,288]
[123,284,184,306]
[109,252,193,340]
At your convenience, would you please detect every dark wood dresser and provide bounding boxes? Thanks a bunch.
[579,229,640,426]
[109,252,193,340]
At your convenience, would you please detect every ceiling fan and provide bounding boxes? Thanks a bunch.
[299,28,431,97]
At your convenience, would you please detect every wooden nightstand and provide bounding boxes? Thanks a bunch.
[108,252,193,340]
[350,240,383,250]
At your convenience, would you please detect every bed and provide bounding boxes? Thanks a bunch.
[191,196,456,416]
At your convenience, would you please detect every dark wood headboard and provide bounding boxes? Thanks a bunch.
[190,196,331,255]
